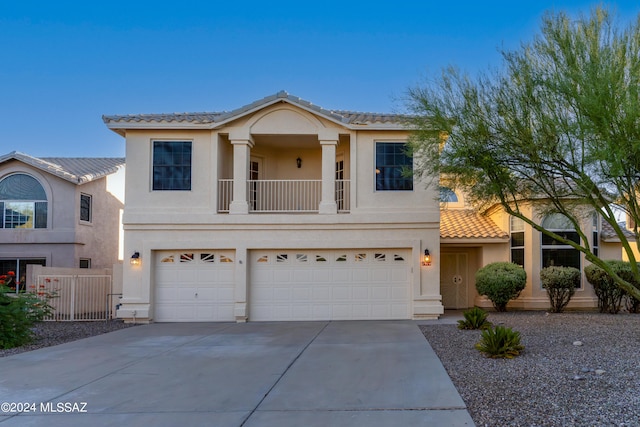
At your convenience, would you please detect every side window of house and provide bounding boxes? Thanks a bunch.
[0,173,48,229]
[375,142,413,191]
[80,193,92,222]
[510,216,525,267]
[592,213,599,257]
[79,258,91,268]
[541,213,581,277]
[152,141,192,191]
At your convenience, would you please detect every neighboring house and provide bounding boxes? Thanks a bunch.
[103,91,441,322]
[438,185,624,310]
[0,152,125,289]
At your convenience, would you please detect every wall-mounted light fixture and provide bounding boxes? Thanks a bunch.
[422,249,432,266]
[296,157,302,168]
[130,251,141,266]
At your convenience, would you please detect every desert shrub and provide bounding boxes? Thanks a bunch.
[584,261,639,314]
[475,325,524,359]
[625,293,640,313]
[0,274,55,349]
[540,266,580,313]
[475,262,526,312]
[457,307,492,330]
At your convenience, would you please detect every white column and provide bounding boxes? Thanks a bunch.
[229,136,253,215]
[319,139,338,214]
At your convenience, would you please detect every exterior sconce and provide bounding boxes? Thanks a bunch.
[422,249,432,266]
[130,251,141,266]
[296,157,302,168]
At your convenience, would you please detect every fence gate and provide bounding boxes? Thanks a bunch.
[36,275,112,321]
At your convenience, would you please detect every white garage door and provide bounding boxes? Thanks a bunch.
[154,250,235,322]
[249,249,411,321]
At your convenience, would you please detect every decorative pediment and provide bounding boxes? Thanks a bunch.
[248,107,322,135]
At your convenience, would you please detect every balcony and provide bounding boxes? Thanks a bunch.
[218,179,350,213]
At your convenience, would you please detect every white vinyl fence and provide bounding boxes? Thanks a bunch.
[35,275,112,321]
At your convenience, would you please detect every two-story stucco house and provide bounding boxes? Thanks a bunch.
[103,91,442,322]
[0,152,125,288]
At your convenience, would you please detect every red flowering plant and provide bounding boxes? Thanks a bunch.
[0,271,16,291]
[0,273,57,349]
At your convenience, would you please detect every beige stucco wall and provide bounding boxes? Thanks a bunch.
[76,166,125,268]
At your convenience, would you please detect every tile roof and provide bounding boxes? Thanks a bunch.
[600,220,636,242]
[440,209,509,240]
[102,91,410,130]
[0,152,125,184]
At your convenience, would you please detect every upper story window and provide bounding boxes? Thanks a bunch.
[541,213,581,276]
[152,141,192,191]
[510,216,525,267]
[0,174,47,229]
[375,142,413,191]
[80,193,92,222]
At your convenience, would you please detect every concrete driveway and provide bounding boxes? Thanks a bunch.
[0,321,474,426]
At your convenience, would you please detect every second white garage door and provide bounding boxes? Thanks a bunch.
[249,249,412,321]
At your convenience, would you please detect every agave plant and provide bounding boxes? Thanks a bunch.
[457,307,492,330]
[475,325,524,359]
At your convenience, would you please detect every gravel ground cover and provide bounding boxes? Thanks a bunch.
[421,311,640,427]
[0,320,137,358]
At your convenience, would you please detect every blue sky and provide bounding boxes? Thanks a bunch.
[1,1,639,157]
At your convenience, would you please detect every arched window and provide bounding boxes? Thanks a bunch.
[439,186,458,203]
[541,213,580,271]
[0,174,48,229]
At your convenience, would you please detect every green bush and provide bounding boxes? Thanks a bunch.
[540,266,580,313]
[457,307,492,330]
[475,325,524,359]
[584,261,640,314]
[0,275,55,349]
[475,262,526,312]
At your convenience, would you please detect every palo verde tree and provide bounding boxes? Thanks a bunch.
[406,6,640,301]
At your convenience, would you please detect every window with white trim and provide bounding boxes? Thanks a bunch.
[510,216,525,267]
[541,213,581,279]
[375,142,413,191]
[152,141,192,191]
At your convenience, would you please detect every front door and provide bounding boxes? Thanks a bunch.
[440,252,469,309]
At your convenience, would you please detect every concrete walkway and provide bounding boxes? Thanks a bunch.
[0,321,474,426]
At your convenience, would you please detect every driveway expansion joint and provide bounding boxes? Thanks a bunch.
[239,321,330,427]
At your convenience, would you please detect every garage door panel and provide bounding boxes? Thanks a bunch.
[391,268,409,281]
[250,249,411,321]
[293,270,312,282]
[333,287,351,301]
[352,269,370,282]
[312,270,331,281]
[313,286,331,300]
[274,270,291,282]
[331,269,350,282]
[352,286,369,300]
[292,287,312,300]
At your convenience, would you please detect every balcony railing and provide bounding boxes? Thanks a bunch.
[217,179,350,213]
